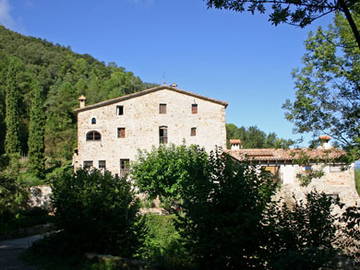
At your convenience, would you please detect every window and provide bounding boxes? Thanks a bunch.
[83,160,93,169]
[159,126,168,144]
[159,103,167,114]
[303,165,312,174]
[192,104,198,114]
[86,131,101,141]
[117,128,126,138]
[98,160,106,170]
[120,159,130,177]
[91,117,96,124]
[116,105,124,115]
[330,165,345,172]
[191,127,197,136]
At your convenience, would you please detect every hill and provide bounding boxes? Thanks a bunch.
[0,26,156,163]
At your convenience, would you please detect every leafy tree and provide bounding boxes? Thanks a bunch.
[206,0,360,49]
[283,14,360,157]
[132,144,209,212]
[177,151,277,269]
[51,169,142,257]
[226,123,294,148]
[28,81,45,178]
[4,57,22,155]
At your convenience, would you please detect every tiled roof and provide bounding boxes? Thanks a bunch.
[74,85,228,113]
[226,148,346,162]
[229,139,241,144]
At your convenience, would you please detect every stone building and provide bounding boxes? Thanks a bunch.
[73,85,227,176]
[227,137,359,206]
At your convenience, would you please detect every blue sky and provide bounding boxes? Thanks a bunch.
[0,0,334,145]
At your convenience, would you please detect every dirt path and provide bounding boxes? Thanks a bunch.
[0,234,44,270]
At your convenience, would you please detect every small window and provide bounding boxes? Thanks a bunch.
[116,105,124,115]
[191,127,197,136]
[159,126,168,144]
[86,131,101,141]
[117,128,126,138]
[98,160,106,170]
[192,104,198,114]
[83,160,93,169]
[303,165,312,173]
[159,104,167,114]
[330,165,344,172]
[91,118,96,124]
[120,159,130,177]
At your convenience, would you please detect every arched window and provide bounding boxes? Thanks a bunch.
[86,131,101,141]
[91,117,96,124]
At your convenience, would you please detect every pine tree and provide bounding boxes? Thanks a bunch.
[4,57,21,155]
[28,81,45,178]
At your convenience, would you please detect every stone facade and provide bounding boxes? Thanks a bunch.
[73,85,227,176]
[228,147,359,206]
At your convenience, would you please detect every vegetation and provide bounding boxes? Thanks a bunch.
[0,25,155,165]
[226,123,294,148]
[356,168,360,195]
[283,14,360,159]
[132,144,209,212]
[206,1,360,49]
[50,168,143,257]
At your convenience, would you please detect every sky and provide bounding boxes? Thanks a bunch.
[0,0,335,145]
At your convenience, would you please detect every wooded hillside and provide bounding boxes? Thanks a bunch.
[0,26,155,163]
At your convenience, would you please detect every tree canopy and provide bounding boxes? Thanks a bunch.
[206,0,360,49]
[226,123,294,148]
[0,26,156,163]
[283,14,360,157]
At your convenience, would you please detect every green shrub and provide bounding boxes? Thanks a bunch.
[51,169,143,257]
[265,192,339,270]
[132,144,208,213]
[177,151,278,270]
[139,214,190,269]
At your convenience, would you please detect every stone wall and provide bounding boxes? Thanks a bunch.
[74,88,227,175]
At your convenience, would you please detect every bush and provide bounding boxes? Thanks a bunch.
[139,214,190,269]
[177,151,278,270]
[132,144,209,212]
[265,192,339,270]
[51,169,142,257]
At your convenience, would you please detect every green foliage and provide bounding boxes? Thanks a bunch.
[177,151,278,269]
[28,81,45,178]
[51,168,142,257]
[139,214,189,269]
[132,144,209,212]
[226,123,294,148]
[265,192,339,270]
[283,14,360,159]
[4,57,22,155]
[296,168,325,187]
[0,174,29,233]
[0,25,155,161]
[206,1,360,49]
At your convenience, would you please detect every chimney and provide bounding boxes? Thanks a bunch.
[171,83,178,88]
[318,135,332,149]
[78,95,86,108]
[230,139,242,150]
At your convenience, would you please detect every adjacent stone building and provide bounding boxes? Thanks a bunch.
[73,85,227,176]
[227,138,359,206]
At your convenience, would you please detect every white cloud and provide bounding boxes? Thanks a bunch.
[0,0,15,28]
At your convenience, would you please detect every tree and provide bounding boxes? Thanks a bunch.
[4,57,22,155]
[283,14,360,157]
[28,81,45,178]
[206,0,360,50]
[226,123,294,148]
[132,144,209,211]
